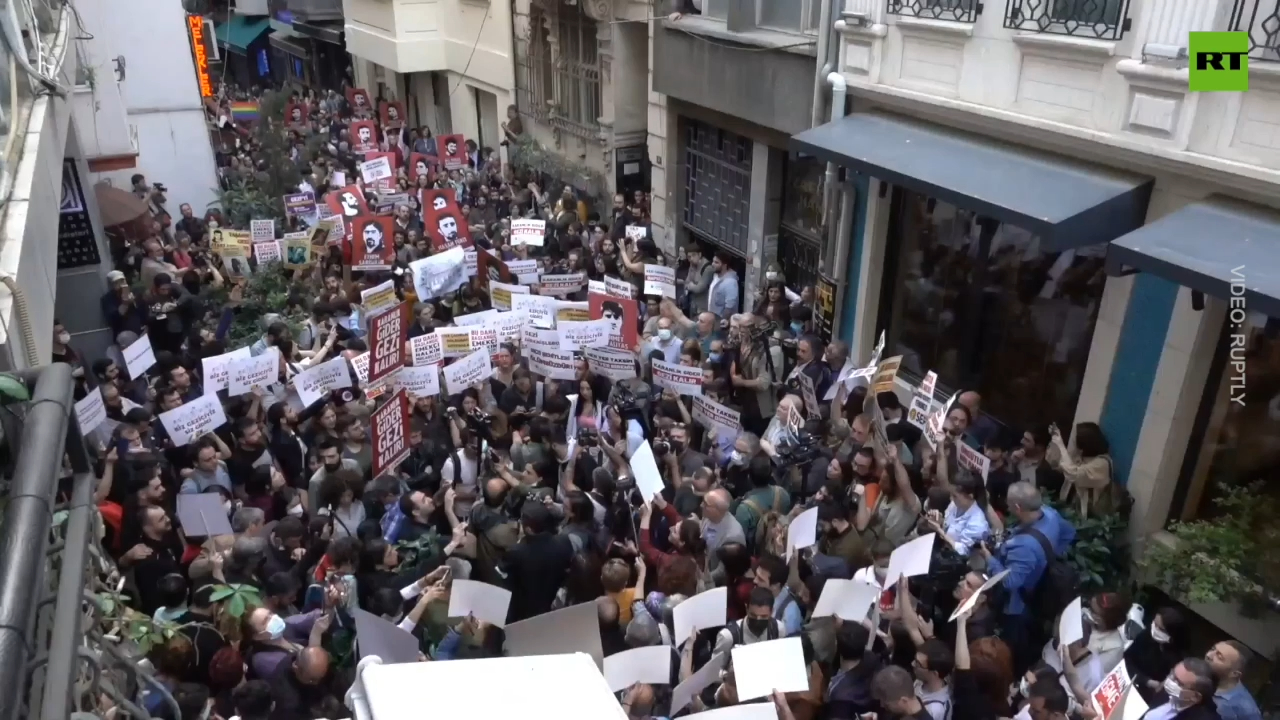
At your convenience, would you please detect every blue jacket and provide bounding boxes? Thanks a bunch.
[708,270,740,321]
[986,505,1075,615]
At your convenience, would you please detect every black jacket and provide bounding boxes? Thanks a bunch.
[1125,631,1186,705]
[1140,698,1222,720]
[501,531,573,623]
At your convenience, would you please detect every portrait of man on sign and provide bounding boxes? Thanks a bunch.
[351,121,377,154]
[438,133,467,170]
[380,101,405,129]
[421,188,471,251]
[353,216,394,270]
[325,184,369,220]
[409,153,436,182]
[286,102,307,126]
[346,88,372,116]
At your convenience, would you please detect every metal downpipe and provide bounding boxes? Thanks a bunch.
[822,72,848,263]
[0,364,74,720]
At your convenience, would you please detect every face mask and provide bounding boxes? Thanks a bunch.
[288,503,305,517]
[223,500,232,514]
[265,614,287,640]
[1163,677,1188,708]
[766,272,779,281]
[729,450,746,466]
[790,322,804,334]
[1019,677,1031,698]
[709,352,722,363]
[1150,624,1171,644]
[658,329,673,342]
[57,332,72,345]
[746,618,770,636]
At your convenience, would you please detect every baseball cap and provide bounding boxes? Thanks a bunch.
[107,271,125,283]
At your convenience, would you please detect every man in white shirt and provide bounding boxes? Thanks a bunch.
[441,440,481,519]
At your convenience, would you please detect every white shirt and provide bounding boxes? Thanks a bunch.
[943,501,990,556]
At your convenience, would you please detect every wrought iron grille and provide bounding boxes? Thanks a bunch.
[551,5,603,139]
[778,227,823,292]
[887,0,982,23]
[1229,0,1280,61]
[1003,0,1131,39]
[681,119,753,256]
[514,7,553,121]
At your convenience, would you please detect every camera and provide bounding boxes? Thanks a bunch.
[652,431,671,457]
[154,182,167,192]
[577,426,599,447]
[773,430,822,467]
[468,407,494,426]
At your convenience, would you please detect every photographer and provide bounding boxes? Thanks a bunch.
[440,426,481,522]
[731,316,780,436]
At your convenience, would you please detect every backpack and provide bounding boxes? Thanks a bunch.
[727,616,781,647]
[1022,526,1079,620]
[738,487,784,552]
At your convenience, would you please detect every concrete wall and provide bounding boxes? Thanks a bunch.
[77,0,219,215]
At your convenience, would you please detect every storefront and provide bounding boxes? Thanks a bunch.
[268,20,311,86]
[792,111,1154,436]
[289,19,349,91]
[214,15,273,88]
[677,116,753,306]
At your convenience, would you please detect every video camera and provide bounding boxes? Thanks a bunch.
[577,426,599,448]
[772,430,823,467]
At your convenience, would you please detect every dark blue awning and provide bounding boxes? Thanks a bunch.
[1105,198,1280,318]
[790,112,1154,252]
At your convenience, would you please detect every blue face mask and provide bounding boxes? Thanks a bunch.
[709,352,722,363]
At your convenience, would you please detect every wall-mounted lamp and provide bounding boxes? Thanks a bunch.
[113,56,126,82]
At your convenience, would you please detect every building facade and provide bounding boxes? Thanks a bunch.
[342,0,516,148]
[648,0,839,314]
[796,0,1280,654]
[510,0,652,207]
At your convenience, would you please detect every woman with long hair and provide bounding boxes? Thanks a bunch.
[637,500,708,597]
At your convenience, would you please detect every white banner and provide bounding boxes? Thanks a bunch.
[558,319,612,351]
[123,334,156,380]
[538,273,585,296]
[227,349,279,396]
[528,347,577,381]
[74,389,107,435]
[491,309,528,340]
[250,218,275,243]
[521,326,560,355]
[625,225,646,241]
[455,309,501,328]
[510,219,546,246]
[605,276,634,299]
[508,259,539,283]
[253,241,282,265]
[396,364,441,398]
[436,327,475,358]
[361,280,399,319]
[159,393,227,447]
[583,347,637,381]
[407,333,444,366]
[443,349,493,395]
[202,346,253,394]
[512,293,557,329]
[643,264,676,299]
[652,359,703,396]
[359,155,393,184]
[351,352,370,383]
[410,248,467,301]
[292,356,353,407]
[490,281,530,311]
[906,393,934,431]
[693,395,740,438]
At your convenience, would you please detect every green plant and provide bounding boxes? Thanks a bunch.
[507,133,610,208]
[208,583,264,618]
[1141,482,1280,608]
[1053,501,1131,593]
[210,89,313,225]
[206,267,308,349]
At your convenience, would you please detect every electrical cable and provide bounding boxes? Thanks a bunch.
[448,5,489,97]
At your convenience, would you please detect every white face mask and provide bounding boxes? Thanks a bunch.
[57,332,71,345]
[288,503,305,517]
[223,500,233,514]
[1019,677,1031,698]
[658,329,673,342]
[1150,624,1171,644]
[766,271,779,281]
[265,614,287,640]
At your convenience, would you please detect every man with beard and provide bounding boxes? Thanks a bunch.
[227,417,274,485]
[436,213,461,246]
[307,439,361,514]
[361,220,386,259]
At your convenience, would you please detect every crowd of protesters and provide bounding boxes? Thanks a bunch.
[57,79,1265,720]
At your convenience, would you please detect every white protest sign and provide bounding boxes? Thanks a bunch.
[1092,660,1145,720]
[74,390,107,435]
[557,319,611,351]
[508,259,539,282]
[359,155,393,184]
[159,393,227,447]
[512,293,557,329]
[492,310,528,340]
[588,279,607,296]
[1060,597,1085,647]
[361,280,400,319]
[907,392,934,431]
[489,281,529,311]
[643,264,676,299]
[919,370,938,397]
[410,248,467,301]
[443,349,492,394]
[351,352,370,383]
[630,441,667,503]
[956,441,990,482]
[332,170,346,187]
[250,218,275,243]
[538,273,585,296]
[949,569,1010,621]
[651,359,703,396]
[787,506,818,559]
[812,579,881,622]
[521,327,560,355]
[227,349,279,396]
[407,333,443,366]
[732,637,810,701]
[605,276,634,299]
[436,327,475,358]
[201,347,252,394]
[469,327,499,355]
[672,587,727,646]
[603,646,673,693]
[253,241,282,264]
[123,334,156,380]
[625,225,647,242]
[396,364,441,398]
[510,219,546,246]
[528,347,577,381]
[292,356,353,407]
[884,532,935,587]
[455,309,501,328]
[583,347,637,381]
[692,395,740,438]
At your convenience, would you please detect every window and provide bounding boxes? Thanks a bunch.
[778,154,825,292]
[1003,0,1131,40]
[698,0,820,32]
[1229,0,1280,61]
[875,189,1106,435]
[1172,318,1280,522]
[887,0,981,23]
[550,4,602,137]
[681,118,753,256]
[514,7,554,121]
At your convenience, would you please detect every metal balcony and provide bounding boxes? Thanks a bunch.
[286,0,344,22]
[1004,0,1133,40]
[1229,0,1280,61]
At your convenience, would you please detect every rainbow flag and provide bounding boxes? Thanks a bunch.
[230,101,259,123]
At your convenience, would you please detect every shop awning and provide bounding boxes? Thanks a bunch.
[1105,198,1280,318]
[214,15,272,53]
[790,112,1154,252]
[269,21,310,58]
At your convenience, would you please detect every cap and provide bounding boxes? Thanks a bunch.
[107,270,126,283]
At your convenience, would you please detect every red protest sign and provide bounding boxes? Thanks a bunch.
[352,216,394,272]
[1091,661,1131,720]
[368,302,407,385]
[421,188,472,251]
[371,389,410,478]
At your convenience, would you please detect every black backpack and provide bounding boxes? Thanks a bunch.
[1022,526,1080,619]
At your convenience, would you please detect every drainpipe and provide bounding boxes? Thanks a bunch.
[0,275,41,368]
[822,72,848,268]
[809,0,835,129]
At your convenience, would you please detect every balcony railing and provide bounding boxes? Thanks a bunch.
[1229,0,1280,61]
[1004,0,1133,40]
[286,0,343,22]
[887,0,983,24]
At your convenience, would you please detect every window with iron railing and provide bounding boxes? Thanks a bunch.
[1004,0,1132,40]
[887,0,982,23]
[514,6,554,121]
[551,4,602,138]
[696,0,823,34]
[1229,0,1280,62]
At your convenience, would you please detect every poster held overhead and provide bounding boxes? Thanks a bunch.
[175,493,234,537]
[437,134,467,169]
[352,608,419,665]
[123,334,156,379]
[370,390,411,477]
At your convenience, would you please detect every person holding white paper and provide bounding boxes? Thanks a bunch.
[923,473,991,557]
